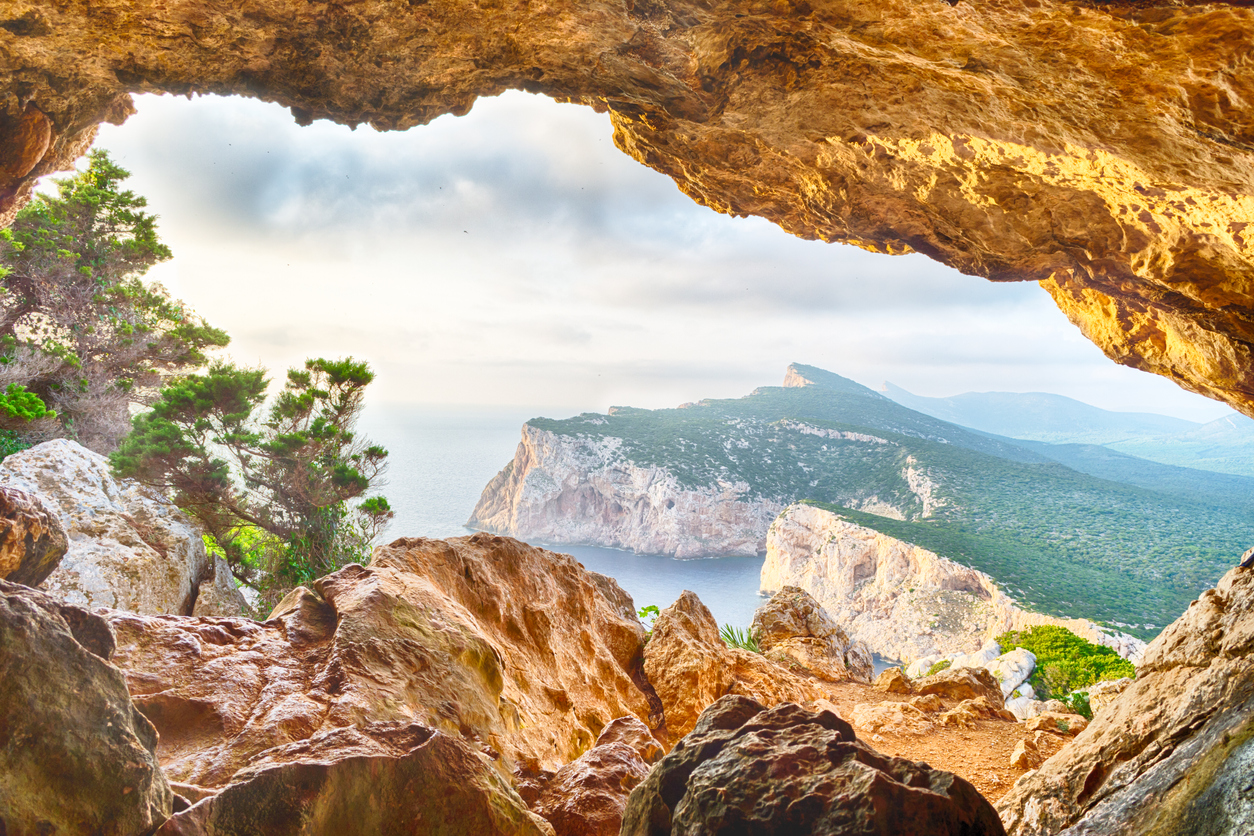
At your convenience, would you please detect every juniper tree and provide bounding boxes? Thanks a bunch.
[0,149,227,451]
[111,357,394,604]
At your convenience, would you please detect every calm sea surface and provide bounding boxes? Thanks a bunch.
[358,404,769,628]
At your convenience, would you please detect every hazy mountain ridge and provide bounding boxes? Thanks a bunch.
[475,363,1254,636]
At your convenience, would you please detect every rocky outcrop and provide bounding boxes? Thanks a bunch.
[620,696,1006,835]
[5,0,1254,417]
[997,562,1254,836]
[154,723,554,836]
[750,585,874,684]
[762,502,1146,663]
[641,590,832,741]
[470,424,780,557]
[913,666,1006,708]
[532,718,662,836]
[0,484,67,586]
[107,534,659,792]
[0,440,245,616]
[0,579,172,836]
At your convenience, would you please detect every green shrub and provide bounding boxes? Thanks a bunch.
[720,624,761,653]
[1066,691,1093,720]
[926,659,952,677]
[997,625,1135,701]
[0,383,54,422]
[0,428,30,460]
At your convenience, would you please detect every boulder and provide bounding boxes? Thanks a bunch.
[937,697,1017,729]
[0,579,172,835]
[1005,696,1046,722]
[1085,677,1133,716]
[190,556,246,617]
[873,667,913,694]
[998,562,1254,836]
[914,666,1005,707]
[906,656,941,679]
[642,590,827,741]
[0,484,67,586]
[1010,738,1040,770]
[154,723,553,836]
[1023,712,1088,736]
[592,716,663,765]
[851,701,935,735]
[107,534,658,790]
[909,694,944,713]
[987,648,1036,699]
[750,585,873,683]
[620,696,1006,836]
[0,440,243,615]
[532,741,651,836]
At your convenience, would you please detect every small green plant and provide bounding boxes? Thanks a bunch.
[1065,691,1093,720]
[1057,718,1071,733]
[0,383,55,422]
[926,659,952,677]
[0,428,30,460]
[637,604,660,636]
[720,624,761,653]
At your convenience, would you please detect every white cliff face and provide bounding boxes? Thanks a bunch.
[0,439,245,616]
[761,502,1146,664]
[469,425,783,558]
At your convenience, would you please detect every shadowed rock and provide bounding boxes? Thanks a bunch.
[0,484,67,586]
[0,579,172,836]
[620,695,1006,835]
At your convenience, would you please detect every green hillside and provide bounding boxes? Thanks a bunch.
[529,364,1254,638]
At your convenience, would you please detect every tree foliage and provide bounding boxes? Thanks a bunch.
[0,149,228,452]
[111,356,393,604]
[996,625,1136,702]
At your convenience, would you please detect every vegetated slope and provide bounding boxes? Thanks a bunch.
[879,382,1199,445]
[1107,412,1254,479]
[527,364,1254,638]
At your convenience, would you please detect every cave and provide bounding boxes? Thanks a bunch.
[1,0,1251,417]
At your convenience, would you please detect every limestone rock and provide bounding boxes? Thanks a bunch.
[0,440,233,615]
[851,701,934,736]
[910,694,944,714]
[873,667,913,695]
[997,562,1254,836]
[1005,696,1046,722]
[592,716,664,765]
[641,590,827,741]
[470,424,780,558]
[620,696,1006,836]
[914,667,1005,707]
[987,648,1037,699]
[937,697,1016,729]
[751,585,873,683]
[190,556,246,618]
[0,484,67,586]
[1009,739,1040,770]
[107,534,657,790]
[762,503,1145,662]
[154,723,554,836]
[1085,677,1133,717]
[533,741,651,836]
[1023,712,1088,736]
[0,579,172,835]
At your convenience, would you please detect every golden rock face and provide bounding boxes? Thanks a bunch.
[1,0,1251,413]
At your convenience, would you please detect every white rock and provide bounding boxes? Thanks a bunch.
[987,648,1037,698]
[0,440,244,616]
[950,640,1002,672]
[1006,696,1046,721]
[906,655,942,679]
[192,556,248,617]
[1013,683,1036,701]
[760,502,1148,664]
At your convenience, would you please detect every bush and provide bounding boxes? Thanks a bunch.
[997,625,1136,701]
[0,428,30,460]
[926,659,952,677]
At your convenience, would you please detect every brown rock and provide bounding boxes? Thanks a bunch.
[621,695,1006,836]
[910,694,944,713]
[1086,677,1133,717]
[592,715,663,765]
[0,484,67,586]
[5,3,1254,415]
[1009,738,1040,770]
[107,534,658,792]
[0,579,172,835]
[1023,712,1089,736]
[533,742,650,836]
[641,590,827,741]
[915,666,1005,707]
[998,563,1254,836]
[154,723,553,836]
[0,104,52,178]
[851,701,935,736]
[874,667,914,694]
[751,585,873,683]
[937,696,1016,729]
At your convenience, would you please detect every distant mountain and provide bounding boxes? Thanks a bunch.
[474,362,1254,637]
[879,382,1199,445]
[1107,413,1254,479]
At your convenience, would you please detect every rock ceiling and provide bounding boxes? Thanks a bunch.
[1,0,1251,414]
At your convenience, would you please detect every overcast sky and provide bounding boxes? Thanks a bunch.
[90,91,1232,423]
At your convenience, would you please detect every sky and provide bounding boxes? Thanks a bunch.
[88,90,1234,424]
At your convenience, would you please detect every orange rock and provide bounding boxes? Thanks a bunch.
[851,701,934,736]
[914,667,1005,707]
[642,590,827,741]
[752,586,874,683]
[938,697,1017,729]
[1023,712,1089,736]
[532,741,651,836]
[0,485,67,586]
[909,694,944,713]
[874,667,914,695]
[107,534,659,792]
[1009,738,1040,770]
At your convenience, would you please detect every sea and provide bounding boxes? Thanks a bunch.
[358,403,769,628]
